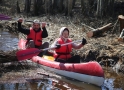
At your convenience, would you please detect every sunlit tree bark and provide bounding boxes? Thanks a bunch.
[96,0,115,17]
[96,0,103,17]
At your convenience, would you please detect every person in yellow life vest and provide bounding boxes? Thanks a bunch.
[51,27,87,63]
[18,18,49,56]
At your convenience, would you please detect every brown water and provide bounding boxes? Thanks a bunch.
[0,31,124,90]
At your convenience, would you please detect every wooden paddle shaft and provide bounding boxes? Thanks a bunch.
[42,40,82,51]
[16,40,82,60]
[25,20,49,26]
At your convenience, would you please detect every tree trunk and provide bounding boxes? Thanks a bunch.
[33,0,45,15]
[118,15,124,33]
[72,0,76,8]
[52,0,58,10]
[63,0,73,16]
[107,0,115,16]
[63,0,68,15]
[81,0,90,15]
[58,0,63,12]
[96,0,103,17]
[24,0,31,13]
[16,0,20,13]
[33,0,37,15]
[96,0,115,17]
[68,0,73,16]
[44,0,53,15]
[0,0,3,3]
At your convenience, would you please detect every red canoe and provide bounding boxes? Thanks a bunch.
[18,39,105,86]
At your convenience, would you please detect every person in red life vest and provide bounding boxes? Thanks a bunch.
[51,27,87,63]
[17,18,49,56]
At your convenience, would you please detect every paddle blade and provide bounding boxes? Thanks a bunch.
[0,17,11,20]
[16,48,40,61]
[0,14,11,20]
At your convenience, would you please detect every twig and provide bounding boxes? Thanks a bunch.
[81,23,95,30]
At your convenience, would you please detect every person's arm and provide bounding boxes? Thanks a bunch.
[72,38,87,49]
[51,40,58,48]
[18,21,30,35]
[72,43,83,49]
[42,27,48,38]
[51,39,62,50]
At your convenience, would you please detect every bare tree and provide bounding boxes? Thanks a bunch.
[63,0,74,16]
[24,0,31,13]
[96,0,103,17]
[81,0,89,15]
[96,0,115,17]
[44,0,53,15]
[33,0,44,15]
[17,0,20,13]
[106,0,115,16]
[0,0,3,3]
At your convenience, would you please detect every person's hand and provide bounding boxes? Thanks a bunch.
[18,18,23,23]
[42,22,46,28]
[82,38,87,45]
[55,44,61,49]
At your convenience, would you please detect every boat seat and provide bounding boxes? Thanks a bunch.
[42,55,55,61]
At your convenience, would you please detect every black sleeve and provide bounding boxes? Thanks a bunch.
[18,22,30,35]
[42,27,48,38]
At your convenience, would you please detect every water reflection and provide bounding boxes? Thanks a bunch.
[0,31,18,51]
[0,83,29,90]
[102,67,124,90]
[0,79,82,90]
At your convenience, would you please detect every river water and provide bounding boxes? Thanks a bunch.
[0,31,18,52]
[0,31,124,90]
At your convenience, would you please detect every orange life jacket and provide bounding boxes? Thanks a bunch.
[27,28,42,46]
[54,38,72,60]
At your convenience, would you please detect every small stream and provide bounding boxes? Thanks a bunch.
[0,31,124,90]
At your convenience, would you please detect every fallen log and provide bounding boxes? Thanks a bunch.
[0,50,18,63]
[86,23,113,38]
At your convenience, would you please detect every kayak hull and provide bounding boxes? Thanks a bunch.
[31,56,104,86]
[40,64,104,87]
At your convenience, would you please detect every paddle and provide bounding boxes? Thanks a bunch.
[0,14,11,20]
[0,17,11,20]
[0,14,50,27]
[16,40,82,60]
